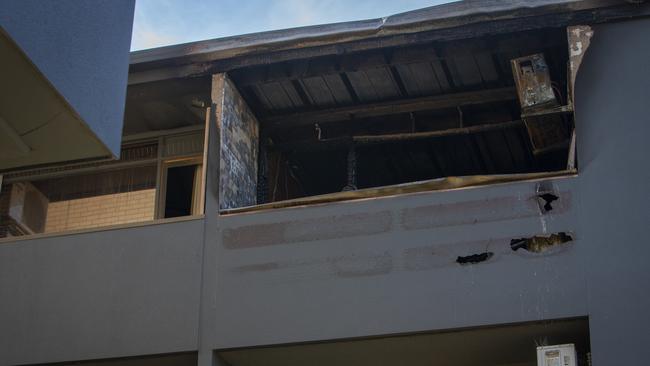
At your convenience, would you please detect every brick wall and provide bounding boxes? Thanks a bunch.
[44,189,156,233]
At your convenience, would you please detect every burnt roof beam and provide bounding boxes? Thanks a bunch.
[269,119,524,152]
[264,86,516,129]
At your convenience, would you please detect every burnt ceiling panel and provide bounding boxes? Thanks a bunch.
[396,62,442,97]
[302,76,336,107]
[229,28,567,119]
[321,74,354,106]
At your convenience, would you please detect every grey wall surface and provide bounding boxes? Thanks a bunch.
[574,18,650,365]
[0,0,135,156]
[209,177,583,349]
[0,219,204,366]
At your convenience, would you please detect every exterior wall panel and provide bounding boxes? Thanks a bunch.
[210,178,585,349]
[0,219,203,366]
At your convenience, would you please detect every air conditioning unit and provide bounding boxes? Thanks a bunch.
[537,343,577,366]
[8,182,49,234]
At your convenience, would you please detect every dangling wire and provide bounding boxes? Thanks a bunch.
[551,82,564,105]
[343,144,357,191]
[271,155,281,202]
[315,123,322,141]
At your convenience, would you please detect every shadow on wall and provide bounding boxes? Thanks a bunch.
[46,352,197,366]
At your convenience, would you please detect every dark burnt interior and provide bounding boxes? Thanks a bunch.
[228,27,574,204]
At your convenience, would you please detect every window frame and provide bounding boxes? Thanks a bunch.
[156,156,204,219]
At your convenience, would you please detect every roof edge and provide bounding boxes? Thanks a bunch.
[129,0,628,67]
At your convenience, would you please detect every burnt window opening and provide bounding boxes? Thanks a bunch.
[220,27,578,211]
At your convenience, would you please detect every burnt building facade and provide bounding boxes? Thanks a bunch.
[1,1,649,365]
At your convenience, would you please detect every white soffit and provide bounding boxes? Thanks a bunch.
[0,31,113,171]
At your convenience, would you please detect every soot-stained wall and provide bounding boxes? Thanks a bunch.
[219,76,260,210]
[209,176,583,350]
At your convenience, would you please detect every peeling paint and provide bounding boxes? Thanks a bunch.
[401,192,571,231]
[230,251,393,279]
[329,251,393,278]
[222,211,393,249]
[232,262,282,273]
[567,25,594,106]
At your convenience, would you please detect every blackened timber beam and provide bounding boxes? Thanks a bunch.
[264,87,516,128]
[126,77,211,101]
[270,119,523,152]
[339,73,360,103]
[352,120,523,144]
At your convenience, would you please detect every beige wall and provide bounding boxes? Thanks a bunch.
[44,189,155,233]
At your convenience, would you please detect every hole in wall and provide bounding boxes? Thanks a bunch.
[510,232,573,253]
[538,192,559,212]
[456,252,494,265]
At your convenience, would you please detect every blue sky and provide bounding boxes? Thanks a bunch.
[131,0,454,51]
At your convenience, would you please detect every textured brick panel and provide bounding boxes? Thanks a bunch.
[44,189,155,233]
[219,77,260,210]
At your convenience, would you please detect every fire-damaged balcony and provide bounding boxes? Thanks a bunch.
[203,19,593,358]
[218,27,581,213]
[205,21,590,355]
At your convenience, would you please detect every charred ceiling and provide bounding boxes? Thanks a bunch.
[223,28,574,205]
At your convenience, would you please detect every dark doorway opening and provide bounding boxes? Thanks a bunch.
[164,165,197,218]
